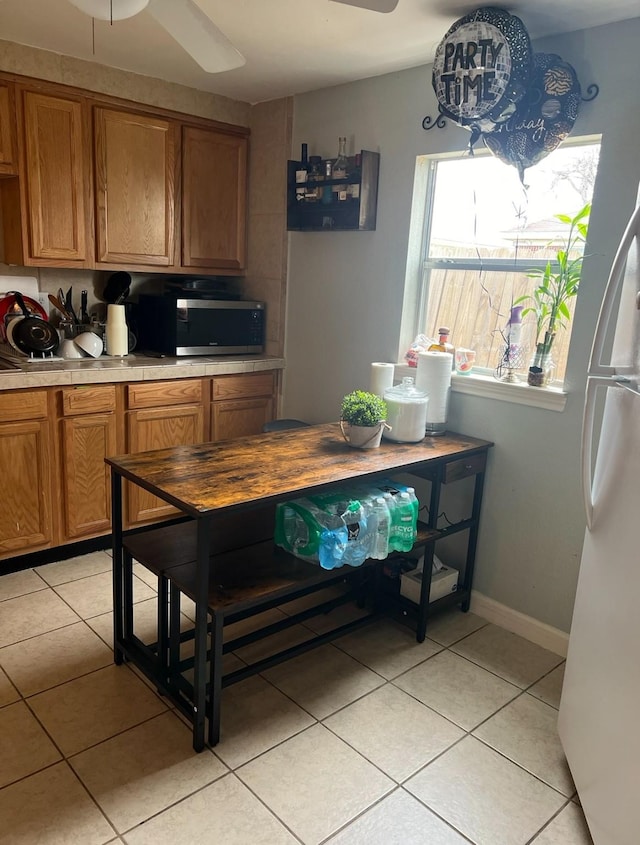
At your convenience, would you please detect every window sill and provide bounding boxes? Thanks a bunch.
[393,364,567,412]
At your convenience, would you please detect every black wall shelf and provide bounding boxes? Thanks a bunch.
[287,149,379,232]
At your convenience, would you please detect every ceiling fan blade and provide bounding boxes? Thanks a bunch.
[148,0,245,73]
[330,0,399,11]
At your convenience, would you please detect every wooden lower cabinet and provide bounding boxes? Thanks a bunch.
[57,386,118,542]
[0,391,53,557]
[211,396,273,441]
[125,379,205,526]
[0,371,277,559]
[210,372,275,441]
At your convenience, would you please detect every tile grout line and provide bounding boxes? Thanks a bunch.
[0,565,583,844]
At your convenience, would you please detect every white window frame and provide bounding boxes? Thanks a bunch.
[399,139,601,412]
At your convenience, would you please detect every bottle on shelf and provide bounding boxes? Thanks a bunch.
[305,155,323,202]
[395,491,417,553]
[405,486,420,544]
[371,496,391,560]
[322,159,333,205]
[295,143,309,202]
[428,326,455,358]
[340,500,371,567]
[332,136,349,200]
[348,152,361,200]
[383,492,401,552]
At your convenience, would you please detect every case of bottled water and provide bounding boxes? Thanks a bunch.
[274,480,419,569]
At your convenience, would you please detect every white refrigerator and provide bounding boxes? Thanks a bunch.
[558,194,640,845]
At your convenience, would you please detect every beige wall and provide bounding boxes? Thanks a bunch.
[244,98,293,358]
[0,39,249,124]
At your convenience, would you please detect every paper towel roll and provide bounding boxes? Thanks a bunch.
[416,351,452,433]
[370,362,395,397]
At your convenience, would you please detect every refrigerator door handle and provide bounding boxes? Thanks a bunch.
[582,374,640,528]
[582,375,613,529]
[589,202,640,375]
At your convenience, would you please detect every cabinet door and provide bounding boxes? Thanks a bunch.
[182,126,247,270]
[21,90,89,262]
[0,83,15,175]
[59,385,117,540]
[211,396,274,442]
[126,404,204,525]
[95,107,176,266]
[0,420,53,557]
[60,413,117,540]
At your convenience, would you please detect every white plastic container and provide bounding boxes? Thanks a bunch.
[105,304,128,356]
[383,377,428,442]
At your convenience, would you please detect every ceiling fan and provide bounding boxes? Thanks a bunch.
[66,0,399,74]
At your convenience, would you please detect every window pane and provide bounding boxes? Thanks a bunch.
[420,141,600,385]
[424,267,576,381]
[429,146,599,262]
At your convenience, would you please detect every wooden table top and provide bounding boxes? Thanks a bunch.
[106,424,493,518]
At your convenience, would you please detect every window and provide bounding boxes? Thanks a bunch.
[413,140,600,385]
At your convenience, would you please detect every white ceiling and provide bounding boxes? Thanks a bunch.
[0,0,638,104]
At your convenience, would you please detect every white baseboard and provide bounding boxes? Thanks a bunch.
[470,591,569,658]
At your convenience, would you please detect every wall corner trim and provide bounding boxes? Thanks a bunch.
[470,590,569,657]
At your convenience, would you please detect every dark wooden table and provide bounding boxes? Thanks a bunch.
[107,423,492,751]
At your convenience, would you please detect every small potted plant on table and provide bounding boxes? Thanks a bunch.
[340,389,389,449]
[517,203,590,387]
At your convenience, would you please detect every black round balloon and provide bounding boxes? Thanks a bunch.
[483,53,582,181]
[432,7,532,133]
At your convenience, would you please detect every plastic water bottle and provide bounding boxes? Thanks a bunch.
[371,496,390,559]
[318,523,348,570]
[395,491,416,552]
[385,492,403,552]
[340,500,370,567]
[405,486,420,543]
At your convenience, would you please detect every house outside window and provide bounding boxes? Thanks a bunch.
[413,140,601,385]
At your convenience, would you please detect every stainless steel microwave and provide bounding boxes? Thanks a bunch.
[136,295,265,356]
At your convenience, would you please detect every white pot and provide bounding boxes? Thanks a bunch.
[340,420,389,449]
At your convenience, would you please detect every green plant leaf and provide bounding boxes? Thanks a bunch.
[341,390,387,426]
[525,203,590,347]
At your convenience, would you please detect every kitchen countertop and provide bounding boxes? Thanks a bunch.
[0,353,285,391]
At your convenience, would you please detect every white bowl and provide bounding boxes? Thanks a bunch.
[74,331,103,358]
[60,338,86,359]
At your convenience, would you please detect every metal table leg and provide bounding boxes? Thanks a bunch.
[111,471,124,665]
[208,611,224,747]
[192,518,210,752]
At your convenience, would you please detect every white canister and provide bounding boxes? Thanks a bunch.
[383,377,428,442]
[105,304,128,356]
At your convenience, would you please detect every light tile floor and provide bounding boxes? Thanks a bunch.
[0,550,595,845]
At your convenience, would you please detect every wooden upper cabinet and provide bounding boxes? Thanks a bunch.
[0,72,250,273]
[181,126,247,270]
[0,83,16,174]
[94,107,176,266]
[1,87,92,267]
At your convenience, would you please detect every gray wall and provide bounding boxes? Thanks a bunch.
[283,18,640,633]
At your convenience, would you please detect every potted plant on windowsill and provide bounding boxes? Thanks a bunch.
[340,390,390,449]
[516,203,591,387]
